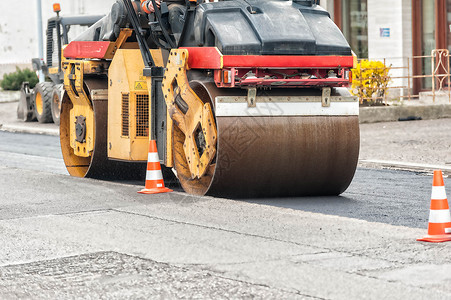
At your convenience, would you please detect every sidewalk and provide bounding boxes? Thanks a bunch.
[0,90,20,103]
[0,92,58,136]
[359,118,451,174]
[1,90,451,174]
[360,93,451,123]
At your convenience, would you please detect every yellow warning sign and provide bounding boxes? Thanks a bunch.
[134,81,148,90]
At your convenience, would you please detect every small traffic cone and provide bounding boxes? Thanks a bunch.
[138,139,173,194]
[417,170,451,243]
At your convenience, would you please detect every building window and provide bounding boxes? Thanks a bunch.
[447,0,451,52]
[341,0,368,58]
[421,1,435,89]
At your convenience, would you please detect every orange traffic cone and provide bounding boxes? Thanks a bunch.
[417,170,451,243]
[138,140,173,194]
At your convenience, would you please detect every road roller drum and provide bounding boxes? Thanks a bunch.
[171,80,359,197]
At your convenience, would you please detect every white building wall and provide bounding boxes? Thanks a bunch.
[320,0,334,21]
[401,0,413,60]
[367,0,412,95]
[0,0,116,77]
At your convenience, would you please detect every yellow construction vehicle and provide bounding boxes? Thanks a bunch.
[60,0,360,197]
[17,4,104,125]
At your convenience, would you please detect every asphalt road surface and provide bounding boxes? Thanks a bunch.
[0,131,450,299]
[0,131,436,228]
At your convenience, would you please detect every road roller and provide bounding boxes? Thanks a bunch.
[60,0,359,197]
[17,5,104,125]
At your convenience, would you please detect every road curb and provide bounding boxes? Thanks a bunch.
[0,124,59,136]
[359,104,451,123]
[0,91,20,103]
[359,159,451,176]
[0,99,21,104]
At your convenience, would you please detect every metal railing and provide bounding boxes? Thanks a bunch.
[431,49,450,102]
[354,49,451,104]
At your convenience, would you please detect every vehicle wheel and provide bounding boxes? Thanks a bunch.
[51,84,63,125]
[60,78,146,180]
[33,82,54,123]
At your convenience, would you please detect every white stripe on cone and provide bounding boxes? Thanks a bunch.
[431,186,447,200]
[146,170,163,181]
[446,228,451,234]
[148,152,160,163]
[428,209,451,223]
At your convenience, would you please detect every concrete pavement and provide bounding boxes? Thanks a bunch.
[0,166,450,299]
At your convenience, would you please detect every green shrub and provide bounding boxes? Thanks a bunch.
[0,67,39,91]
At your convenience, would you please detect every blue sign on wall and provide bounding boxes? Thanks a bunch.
[380,28,390,38]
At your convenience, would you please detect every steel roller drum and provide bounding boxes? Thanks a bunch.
[174,83,360,198]
[60,79,145,180]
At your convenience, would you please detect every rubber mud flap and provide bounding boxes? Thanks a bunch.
[17,82,36,122]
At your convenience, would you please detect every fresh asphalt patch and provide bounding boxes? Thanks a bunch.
[242,168,435,229]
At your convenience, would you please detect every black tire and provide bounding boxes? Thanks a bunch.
[33,82,54,123]
[51,84,63,125]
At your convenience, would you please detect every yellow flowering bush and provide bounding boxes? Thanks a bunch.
[351,60,391,105]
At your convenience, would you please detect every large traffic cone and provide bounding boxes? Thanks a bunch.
[138,140,173,194]
[417,170,451,243]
